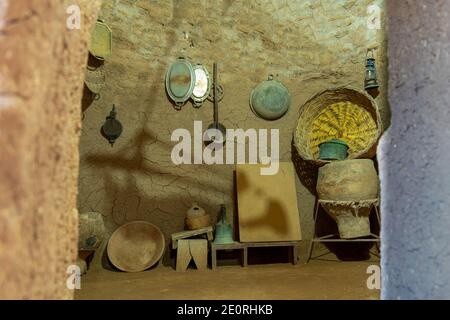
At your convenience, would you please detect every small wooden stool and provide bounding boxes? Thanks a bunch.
[176,239,208,272]
[171,226,213,249]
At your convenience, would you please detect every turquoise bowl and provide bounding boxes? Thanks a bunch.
[319,139,349,161]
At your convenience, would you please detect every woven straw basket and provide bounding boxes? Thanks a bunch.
[294,87,382,166]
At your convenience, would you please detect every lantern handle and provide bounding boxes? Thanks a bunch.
[366,48,375,59]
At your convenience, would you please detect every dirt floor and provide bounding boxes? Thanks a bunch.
[75,260,380,300]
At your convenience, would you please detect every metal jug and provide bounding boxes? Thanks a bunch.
[213,205,235,245]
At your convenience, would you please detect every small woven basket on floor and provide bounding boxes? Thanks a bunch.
[294,87,382,166]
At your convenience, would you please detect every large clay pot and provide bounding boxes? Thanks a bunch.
[78,211,106,251]
[316,159,379,238]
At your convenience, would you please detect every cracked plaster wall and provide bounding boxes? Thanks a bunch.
[0,0,101,298]
[77,0,388,265]
[381,0,450,299]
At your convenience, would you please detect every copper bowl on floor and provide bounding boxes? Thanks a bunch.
[107,221,165,272]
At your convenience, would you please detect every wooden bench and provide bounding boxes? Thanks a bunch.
[210,241,299,269]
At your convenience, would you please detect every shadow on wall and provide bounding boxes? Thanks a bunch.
[84,127,228,267]
[81,8,230,262]
[291,139,318,196]
[82,3,188,268]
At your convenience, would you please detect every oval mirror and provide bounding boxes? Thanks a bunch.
[165,57,196,108]
[191,64,211,107]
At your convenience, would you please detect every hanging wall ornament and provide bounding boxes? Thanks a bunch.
[165,57,196,109]
[89,19,113,60]
[84,64,106,98]
[191,64,212,108]
[205,62,227,146]
[250,75,291,121]
[101,104,123,146]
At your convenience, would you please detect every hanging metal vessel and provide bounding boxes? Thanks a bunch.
[84,64,106,94]
[205,62,226,146]
[250,75,291,121]
[101,104,123,146]
[165,57,196,108]
[191,64,212,108]
[89,19,112,60]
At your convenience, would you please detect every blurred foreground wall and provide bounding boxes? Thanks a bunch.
[381,0,450,299]
[0,0,101,299]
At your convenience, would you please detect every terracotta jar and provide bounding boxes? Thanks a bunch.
[78,211,106,251]
[316,159,379,239]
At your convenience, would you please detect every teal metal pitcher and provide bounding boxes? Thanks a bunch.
[213,205,235,245]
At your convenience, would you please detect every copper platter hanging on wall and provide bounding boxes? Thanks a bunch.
[250,75,291,121]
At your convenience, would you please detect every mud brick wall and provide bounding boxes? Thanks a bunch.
[77,0,388,265]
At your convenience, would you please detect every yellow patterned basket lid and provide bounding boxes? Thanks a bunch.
[294,87,382,165]
[89,20,112,60]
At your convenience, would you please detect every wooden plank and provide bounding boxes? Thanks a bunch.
[245,241,299,248]
[236,163,302,242]
[212,242,299,250]
[189,240,208,271]
[211,242,246,250]
[172,226,214,240]
[211,245,217,270]
[292,246,299,265]
[171,226,214,249]
[176,240,191,272]
[242,247,248,267]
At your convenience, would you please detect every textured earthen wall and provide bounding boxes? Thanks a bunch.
[77,0,388,265]
[381,0,450,299]
[0,0,101,299]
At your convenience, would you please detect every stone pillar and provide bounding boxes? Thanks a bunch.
[0,0,101,299]
[381,0,450,299]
